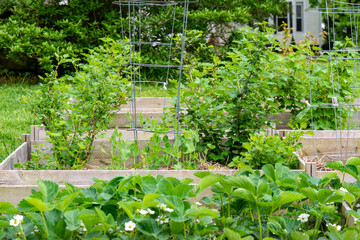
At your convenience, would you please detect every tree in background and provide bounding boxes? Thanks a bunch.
[0,0,288,76]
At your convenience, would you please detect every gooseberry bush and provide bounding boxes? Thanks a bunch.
[19,39,130,170]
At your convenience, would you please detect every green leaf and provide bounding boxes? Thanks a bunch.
[0,202,18,214]
[142,193,161,209]
[37,180,59,203]
[257,180,269,196]
[163,196,184,215]
[141,175,158,194]
[64,209,81,231]
[118,202,134,220]
[170,220,184,234]
[342,165,358,179]
[262,164,276,182]
[291,231,309,240]
[0,220,9,228]
[343,230,358,239]
[25,198,51,212]
[325,161,344,171]
[158,179,173,196]
[173,184,193,199]
[300,187,317,202]
[273,192,304,209]
[136,218,162,237]
[57,192,80,212]
[346,157,360,166]
[185,207,218,218]
[317,189,342,204]
[225,176,256,195]
[224,227,251,240]
[197,174,225,196]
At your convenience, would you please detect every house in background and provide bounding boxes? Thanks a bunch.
[267,0,323,46]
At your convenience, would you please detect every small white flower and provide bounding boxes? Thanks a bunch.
[297,213,310,223]
[194,219,200,223]
[139,209,148,215]
[195,202,202,206]
[9,219,20,227]
[163,83,167,90]
[340,187,348,193]
[356,203,360,208]
[14,215,23,223]
[33,226,39,233]
[164,208,174,213]
[327,223,341,231]
[156,215,169,224]
[78,223,87,234]
[59,0,68,5]
[125,221,136,231]
[108,228,114,233]
[147,208,155,215]
[158,203,167,210]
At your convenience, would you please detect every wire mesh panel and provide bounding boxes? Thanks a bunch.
[113,0,194,152]
[308,0,360,162]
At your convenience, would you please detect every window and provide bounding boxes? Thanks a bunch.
[296,2,303,32]
[276,15,288,31]
[276,2,293,32]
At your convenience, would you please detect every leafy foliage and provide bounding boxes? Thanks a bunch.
[0,0,288,74]
[17,39,130,169]
[3,163,360,239]
[229,131,305,169]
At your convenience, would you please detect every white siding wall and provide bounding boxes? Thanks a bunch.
[273,0,322,45]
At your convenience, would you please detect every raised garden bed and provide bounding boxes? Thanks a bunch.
[277,129,360,182]
[0,134,309,205]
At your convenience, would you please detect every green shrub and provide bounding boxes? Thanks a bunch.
[0,0,123,72]
[0,0,288,75]
[18,39,130,169]
[229,131,305,169]
[179,26,281,164]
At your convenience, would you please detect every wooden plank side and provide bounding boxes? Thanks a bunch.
[0,143,28,170]
[0,170,238,186]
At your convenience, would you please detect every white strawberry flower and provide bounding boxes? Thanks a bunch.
[156,215,169,224]
[14,215,23,223]
[9,215,24,227]
[195,202,202,206]
[158,203,167,210]
[125,221,136,231]
[139,209,148,215]
[164,207,174,213]
[9,219,20,227]
[340,187,348,193]
[297,213,310,223]
[327,223,341,231]
[147,208,155,215]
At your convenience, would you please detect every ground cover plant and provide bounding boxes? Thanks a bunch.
[2,162,360,239]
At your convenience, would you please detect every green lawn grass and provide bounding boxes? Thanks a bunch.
[0,84,41,162]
